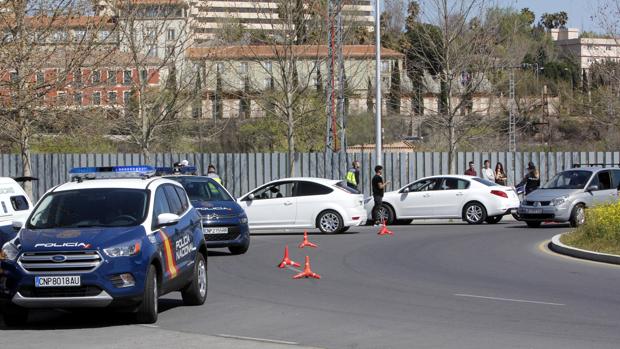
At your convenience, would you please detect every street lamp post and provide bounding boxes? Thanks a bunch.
[374,0,382,166]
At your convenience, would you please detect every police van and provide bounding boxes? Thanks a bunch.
[0,177,33,247]
[0,166,207,325]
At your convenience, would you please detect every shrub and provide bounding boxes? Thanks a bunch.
[561,201,620,255]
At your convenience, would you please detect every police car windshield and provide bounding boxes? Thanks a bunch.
[543,170,592,189]
[173,178,233,202]
[28,189,148,229]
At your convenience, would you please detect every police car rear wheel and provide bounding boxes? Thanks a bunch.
[182,253,208,306]
[136,265,158,324]
[3,304,28,327]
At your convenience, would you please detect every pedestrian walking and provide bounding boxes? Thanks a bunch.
[346,160,361,191]
[371,165,390,226]
[494,162,507,186]
[207,164,223,185]
[481,160,495,182]
[464,161,477,176]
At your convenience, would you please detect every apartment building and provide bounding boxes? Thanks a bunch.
[552,27,620,71]
[189,0,374,44]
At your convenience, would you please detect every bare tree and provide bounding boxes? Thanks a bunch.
[404,0,512,173]
[0,0,114,195]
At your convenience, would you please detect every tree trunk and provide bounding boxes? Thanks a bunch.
[448,120,456,174]
[19,120,33,198]
[287,113,295,177]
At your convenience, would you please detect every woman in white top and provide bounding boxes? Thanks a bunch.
[481,159,495,182]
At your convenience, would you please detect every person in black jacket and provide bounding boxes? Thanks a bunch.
[371,165,390,226]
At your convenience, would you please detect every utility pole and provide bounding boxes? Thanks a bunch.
[508,68,516,153]
[326,0,344,153]
[375,0,382,166]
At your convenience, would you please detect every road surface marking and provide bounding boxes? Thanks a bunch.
[217,334,299,345]
[454,293,565,306]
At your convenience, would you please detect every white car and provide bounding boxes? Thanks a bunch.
[238,178,366,233]
[366,175,520,225]
[0,177,33,247]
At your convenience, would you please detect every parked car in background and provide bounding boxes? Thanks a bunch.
[166,173,250,255]
[367,175,520,225]
[0,177,33,247]
[518,167,620,227]
[238,178,366,234]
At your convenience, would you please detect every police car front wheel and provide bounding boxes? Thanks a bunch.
[136,265,158,324]
[182,253,208,306]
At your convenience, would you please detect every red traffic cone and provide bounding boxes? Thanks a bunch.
[298,231,318,249]
[377,219,394,236]
[293,256,321,279]
[278,245,301,268]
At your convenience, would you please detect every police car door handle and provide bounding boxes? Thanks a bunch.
[422,193,430,198]
[284,201,293,206]
[456,192,464,196]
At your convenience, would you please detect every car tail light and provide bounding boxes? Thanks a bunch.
[490,190,508,198]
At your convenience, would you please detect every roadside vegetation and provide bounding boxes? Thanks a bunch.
[561,202,620,255]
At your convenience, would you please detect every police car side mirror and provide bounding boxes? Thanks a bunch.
[157,213,180,227]
[12,218,25,231]
[586,185,599,192]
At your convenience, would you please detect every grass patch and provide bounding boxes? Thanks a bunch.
[561,201,620,255]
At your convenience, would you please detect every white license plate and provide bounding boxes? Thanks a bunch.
[525,208,543,214]
[204,227,228,235]
[35,276,81,288]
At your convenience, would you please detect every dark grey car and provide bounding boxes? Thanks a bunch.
[518,167,620,227]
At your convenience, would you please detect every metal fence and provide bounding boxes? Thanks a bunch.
[1,151,619,201]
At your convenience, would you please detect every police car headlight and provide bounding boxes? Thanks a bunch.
[239,214,248,224]
[104,240,141,258]
[0,241,20,261]
[551,196,569,207]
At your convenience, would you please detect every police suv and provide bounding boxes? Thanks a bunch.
[0,166,207,325]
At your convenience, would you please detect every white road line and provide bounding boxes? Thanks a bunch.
[217,334,299,345]
[287,266,302,273]
[454,293,565,306]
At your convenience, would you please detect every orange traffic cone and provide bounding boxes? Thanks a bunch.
[293,256,321,279]
[298,231,318,249]
[278,245,301,268]
[377,219,393,236]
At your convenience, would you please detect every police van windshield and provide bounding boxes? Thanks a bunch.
[542,170,592,189]
[28,189,148,229]
[173,178,233,202]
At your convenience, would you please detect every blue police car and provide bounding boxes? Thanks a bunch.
[163,170,250,255]
[0,166,207,325]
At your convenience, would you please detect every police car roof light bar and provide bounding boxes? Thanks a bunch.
[69,166,156,181]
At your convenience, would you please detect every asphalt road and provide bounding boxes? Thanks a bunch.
[3,221,620,349]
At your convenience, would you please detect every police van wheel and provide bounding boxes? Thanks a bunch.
[182,253,208,306]
[3,304,28,327]
[136,265,158,324]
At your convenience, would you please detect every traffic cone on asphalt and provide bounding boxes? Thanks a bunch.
[293,256,321,279]
[298,231,318,249]
[377,219,393,236]
[278,245,301,268]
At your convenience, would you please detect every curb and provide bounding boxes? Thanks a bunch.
[549,233,620,265]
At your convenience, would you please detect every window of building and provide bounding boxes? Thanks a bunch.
[99,30,110,41]
[265,61,272,73]
[167,28,176,41]
[108,91,117,105]
[107,70,115,85]
[140,69,148,83]
[607,46,613,51]
[92,91,101,105]
[192,104,202,118]
[216,62,224,73]
[74,30,86,42]
[92,70,100,84]
[240,62,248,75]
[123,91,131,105]
[73,69,82,86]
[53,30,67,42]
[36,71,44,85]
[74,92,82,105]
[381,61,390,73]
[165,45,175,57]
[10,71,18,83]
[57,91,67,105]
[123,70,132,85]
[264,76,272,89]
[147,45,158,57]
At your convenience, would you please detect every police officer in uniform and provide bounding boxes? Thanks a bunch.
[346,160,361,190]
[207,164,223,185]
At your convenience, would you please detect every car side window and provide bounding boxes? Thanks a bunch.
[612,170,620,190]
[163,185,183,215]
[253,182,294,200]
[174,186,189,211]
[10,195,29,211]
[295,181,333,196]
[409,178,441,192]
[440,178,469,190]
[152,187,171,227]
[597,171,612,190]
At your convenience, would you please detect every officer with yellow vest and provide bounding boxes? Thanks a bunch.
[346,160,361,190]
[207,164,223,185]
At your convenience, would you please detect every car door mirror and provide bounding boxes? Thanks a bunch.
[12,218,25,231]
[247,193,255,201]
[157,213,180,227]
[400,187,410,194]
[587,185,599,192]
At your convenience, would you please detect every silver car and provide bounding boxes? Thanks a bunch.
[518,167,620,227]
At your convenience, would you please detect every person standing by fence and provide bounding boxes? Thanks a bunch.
[481,160,495,182]
[346,160,361,191]
[465,161,477,176]
[494,162,507,186]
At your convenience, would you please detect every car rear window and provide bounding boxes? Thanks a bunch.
[471,178,499,187]
[334,181,360,194]
[295,181,333,196]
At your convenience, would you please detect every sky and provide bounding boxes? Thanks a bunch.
[497,0,600,32]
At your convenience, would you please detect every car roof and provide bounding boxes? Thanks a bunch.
[52,177,180,192]
[0,177,20,185]
[564,167,619,172]
[263,177,341,186]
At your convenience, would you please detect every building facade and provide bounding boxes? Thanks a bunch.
[552,28,620,71]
